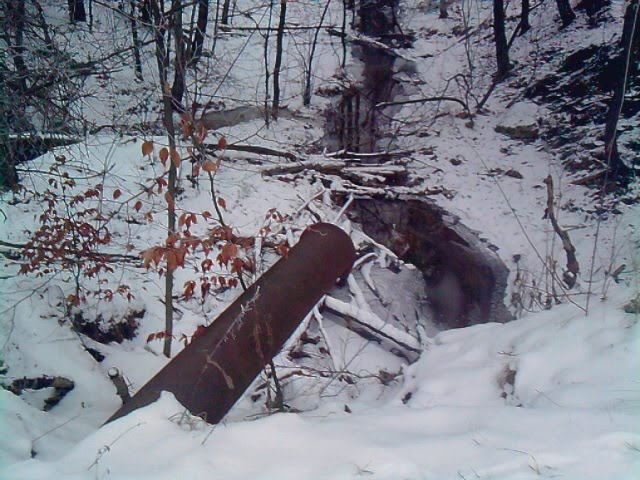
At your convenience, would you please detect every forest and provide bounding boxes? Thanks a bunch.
[0,0,638,478]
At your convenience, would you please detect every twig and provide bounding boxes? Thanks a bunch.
[376,96,472,122]
[543,175,580,288]
[206,143,298,161]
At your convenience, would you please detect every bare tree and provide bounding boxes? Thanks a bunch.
[519,0,531,34]
[272,0,287,116]
[148,0,180,357]
[189,0,209,65]
[221,0,232,25]
[130,0,144,81]
[440,0,448,19]
[303,0,332,107]
[68,0,87,22]
[603,0,639,179]
[140,0,152,23]
[581,0,610,23]
[493,0,510,79]
[555,0,576,27]
[171,0,187,111]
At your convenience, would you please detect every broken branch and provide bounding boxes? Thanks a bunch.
[543,175,580,288]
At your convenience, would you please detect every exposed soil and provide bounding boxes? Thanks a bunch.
[72,309,144,344]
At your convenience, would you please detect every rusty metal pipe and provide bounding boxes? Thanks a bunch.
[106,223,355,424]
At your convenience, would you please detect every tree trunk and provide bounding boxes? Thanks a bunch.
[130,0,143,81]
[304,0,332,107]
[31,0,55,50]
[439,0,448,19]
[149,0,178,357]
[0,60,18,189]
[272,0,287,117]
[582,0,610,23]
[221,0,231,25]
[493,0,510,80]
[602,0,638,179]
[555,0,576,27]
[519,0,531,35]
[68,0,87,22]
[140,0,152,24]
[7,0,29,93]
[171,0,186,111]
[189,0,209,65]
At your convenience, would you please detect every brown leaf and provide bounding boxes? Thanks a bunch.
[180,113,193,138]
[113,189,122,200]
[201,159,218,173]
[221,242,238,261]
[141,247,158,269]
[218,136,227,150]
[166,251,178,272]
[141,140,154,156]
[166,233,179,248]
[170,147,181,169]
[183,280,196,300]
[217,197,227,209]
[202,258,213,272]
[134,200,143,212]
[196,123,208,143]
[159,147,169,165]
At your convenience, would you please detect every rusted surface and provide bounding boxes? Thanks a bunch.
[106,223,356,424]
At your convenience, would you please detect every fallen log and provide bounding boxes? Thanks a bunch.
[322,296,422,363]
[262,160,409,187]
[205,143,299,161]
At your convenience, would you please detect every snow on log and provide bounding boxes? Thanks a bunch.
[323,295,422,363]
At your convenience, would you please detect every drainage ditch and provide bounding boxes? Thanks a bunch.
[324,4,513,329]
[348,196,513,329]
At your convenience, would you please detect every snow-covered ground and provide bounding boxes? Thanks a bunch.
[1,0,639,479]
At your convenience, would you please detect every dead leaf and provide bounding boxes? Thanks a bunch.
[159,147,169,165]
[141,140,154,156]
[202,159,218,173]
[170,147,181,169]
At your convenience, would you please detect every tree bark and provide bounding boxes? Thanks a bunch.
[189,0,209,65]
[519,0,531,35]
[304,0,332,107]
[221,0,232,25]
[130,0,143,81]
[272,0,287,117]
[439,0,448,18]
[555,0,576,27]
[140,0,152,23]
[493,0,510,80]
[6,0,29,93]
[602,0,638,179]
[68,0,87,22]
[149,0,177,357]
[170,0,186,111]
[581,0,609,20]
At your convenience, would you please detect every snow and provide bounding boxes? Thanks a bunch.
[2,0,640,479]
[3,297,639,479]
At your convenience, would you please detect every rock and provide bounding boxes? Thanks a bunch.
[624,295,640,314]
[495,101,542,141]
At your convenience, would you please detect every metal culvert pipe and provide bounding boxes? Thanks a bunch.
[106,223,356,424]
